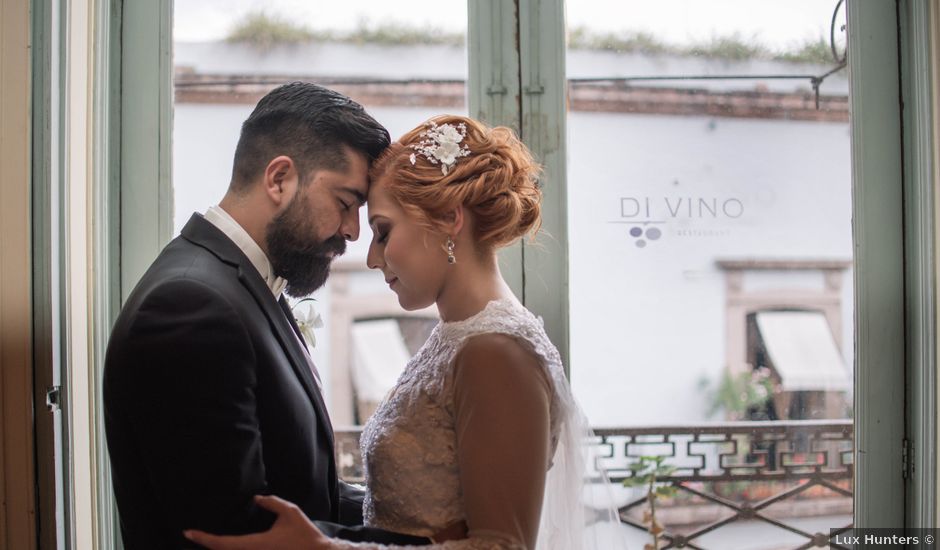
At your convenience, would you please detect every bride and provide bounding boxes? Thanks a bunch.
[185,115,622,550]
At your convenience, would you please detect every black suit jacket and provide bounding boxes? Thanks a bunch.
[104,214,427,549]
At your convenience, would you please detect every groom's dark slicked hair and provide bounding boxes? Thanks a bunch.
[229,81,390,193]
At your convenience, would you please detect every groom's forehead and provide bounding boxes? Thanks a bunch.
[322,150,369,191]
[365,180,395,208]
[327,175,367,204]
[349,171,369,202]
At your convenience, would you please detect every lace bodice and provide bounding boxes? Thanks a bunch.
[337,299,566,550]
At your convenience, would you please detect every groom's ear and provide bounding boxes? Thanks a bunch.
[264,155,300,207]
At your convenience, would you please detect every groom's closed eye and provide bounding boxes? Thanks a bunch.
[338,188,367,207]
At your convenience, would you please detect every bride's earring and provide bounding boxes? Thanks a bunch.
[446,237,456,264]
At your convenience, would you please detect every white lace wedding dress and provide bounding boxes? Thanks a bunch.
[333,298,599,550]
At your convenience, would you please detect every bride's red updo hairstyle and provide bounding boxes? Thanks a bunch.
[370,115,542,251]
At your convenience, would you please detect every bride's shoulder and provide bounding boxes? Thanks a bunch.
[456,332,537,365]
[438,298,559,375]
[452,332,551,391]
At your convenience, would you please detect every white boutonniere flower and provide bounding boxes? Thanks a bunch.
[292,299,324,349]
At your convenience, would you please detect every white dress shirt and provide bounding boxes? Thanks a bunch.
[204,205,287,298]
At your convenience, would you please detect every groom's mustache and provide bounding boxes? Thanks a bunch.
[275,231,347,260]
[273,235,346,297]
[308,235,346,259]
[325,235,346,256]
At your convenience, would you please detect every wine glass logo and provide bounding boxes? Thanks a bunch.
[630,226,662,248]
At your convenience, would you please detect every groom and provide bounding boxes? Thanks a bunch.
[104,83,430,548]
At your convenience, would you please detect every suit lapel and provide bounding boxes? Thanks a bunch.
[240,270,337,444]
[276,296,335,441]
[180,214,336,451]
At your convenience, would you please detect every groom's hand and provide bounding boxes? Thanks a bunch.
[431,520,468,542]
[184,495,329,550]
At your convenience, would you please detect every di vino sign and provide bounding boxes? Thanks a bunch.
[615,195,745,248]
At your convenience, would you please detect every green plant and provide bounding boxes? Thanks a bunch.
[567,26,668,55]
[699,367,776,421]
[566,27,843,66]
[774,37,838,65]
[687,33,771,61]
[226,11,316,48]
[226,12,464,49]
[623,455,678,550]
[345,19,464,47]
[223,14,843,67]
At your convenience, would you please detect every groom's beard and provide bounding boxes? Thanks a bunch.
[266,194,346,298]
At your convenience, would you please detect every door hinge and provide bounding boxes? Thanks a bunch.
[45,386,61,412]
[486,84,507,96]
[902,437,913,480]
[524,84,545,95]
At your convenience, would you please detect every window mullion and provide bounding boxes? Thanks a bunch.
[900,0,938,529]
[847,0,906,529]
[468,0,525,299]
[518,0,569,368]
[120,0,174,302]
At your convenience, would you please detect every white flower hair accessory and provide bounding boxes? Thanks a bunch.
[409,121,471,175]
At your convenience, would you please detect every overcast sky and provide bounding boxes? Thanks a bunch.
[174,0,844,51]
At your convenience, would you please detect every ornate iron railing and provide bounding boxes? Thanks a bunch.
[335,420,853,550]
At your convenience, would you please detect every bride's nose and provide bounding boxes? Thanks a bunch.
[366,240,383,270]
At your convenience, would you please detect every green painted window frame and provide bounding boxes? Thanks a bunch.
[32,0,128,547]
[847,0,906,528]
[99,0,937,544]
[94,1,125,548]
[846,0,938,529]
[120,0,174,303]
[31,0,69,547]
[899,0,938,529]
[476,0,937,530]
[469,0,570,365]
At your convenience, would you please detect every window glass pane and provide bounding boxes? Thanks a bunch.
[172,1,467,426]
[565,1,853,546]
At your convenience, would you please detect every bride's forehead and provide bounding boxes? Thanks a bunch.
[366,182,384,205]
[366,183,400,214]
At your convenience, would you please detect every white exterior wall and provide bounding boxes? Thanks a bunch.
[567,111,852,426]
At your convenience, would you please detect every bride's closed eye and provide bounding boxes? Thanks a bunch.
[374,225,390,244]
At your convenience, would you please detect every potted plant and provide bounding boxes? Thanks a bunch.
[623,455,678,550]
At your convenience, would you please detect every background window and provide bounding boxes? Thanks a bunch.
[565,1,854,546]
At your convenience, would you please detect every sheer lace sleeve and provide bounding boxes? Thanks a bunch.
[333,333,552,550]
